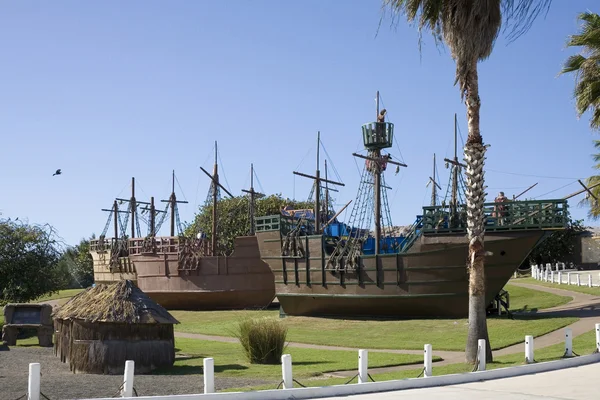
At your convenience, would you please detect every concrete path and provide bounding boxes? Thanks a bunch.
[317,362,600,400]
[495,281,600,356]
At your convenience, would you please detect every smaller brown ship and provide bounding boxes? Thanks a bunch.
[89,177,140,285]
[127,143,275,310]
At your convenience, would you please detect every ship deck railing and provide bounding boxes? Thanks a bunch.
[421,198,568,234]
[89,237,129,252]
[128,236,212,255]
[255,199,569,240]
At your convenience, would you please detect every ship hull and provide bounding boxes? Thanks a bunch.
[90,250,137,285]
[257,230,547,318]
[131,236,275,310]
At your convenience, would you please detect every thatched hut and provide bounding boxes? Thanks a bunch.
[53,280,179,374]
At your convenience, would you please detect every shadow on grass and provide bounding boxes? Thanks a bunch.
[287,361,329,366]
[154,363,249,376]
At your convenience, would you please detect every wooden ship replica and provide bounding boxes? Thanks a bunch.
[254,92,569,318]
[90,142,275,310]
[89,177,140,285]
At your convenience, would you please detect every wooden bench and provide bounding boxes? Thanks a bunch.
[2,303,53,347]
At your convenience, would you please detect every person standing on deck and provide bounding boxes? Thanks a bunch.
[494,192,509,226]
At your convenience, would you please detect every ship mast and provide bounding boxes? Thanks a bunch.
[242,164,264,235]
[160,170,188,236]
[324,159,329,217]
[199,142,234,255]
[428,154,441,206]
[374,92,382,253]
[444,114,467,227]
[351,91,407,254]
[293,132,344,234]
[101,200,128,239]
[116,177,150,238]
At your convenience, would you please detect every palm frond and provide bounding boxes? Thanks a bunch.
[501,0,553,43]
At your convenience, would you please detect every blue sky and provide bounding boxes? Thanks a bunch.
[1,1,598,246]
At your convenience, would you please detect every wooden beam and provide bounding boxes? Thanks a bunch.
[242,189,265,198]
[352,153,407,168]
[578,179,598,201]
[444,158,467,169]
[322,200,352,230]
[429,177,441,190]
[116,198,150,205]
[564,181,600,200]
[292,171,344,186]
[200,166,235,198]
[513,182,538,200]
[361,181,392,190]
[321,186,339,193]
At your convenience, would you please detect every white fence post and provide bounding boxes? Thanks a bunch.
[589,274,593,288]
[564,328,572,357]
[281,354,293,389]
[358,350,368,384]
[477,339,486,371]
[525,335,534,364]
[203,357,214,394]
[558,272,562,284]
[122,360,134,398]
[544,269,548,282]
[596,323,600,353]
[28,363,40,400]
[567,272,571,285]
[424,344,432,378]
[577,274,581,286]
[551,271,554,283]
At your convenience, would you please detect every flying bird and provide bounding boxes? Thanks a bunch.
[53,169,62,176]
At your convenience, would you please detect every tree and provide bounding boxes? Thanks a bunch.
[527,216,587,266]
[0,218,65,304]
[383,0,551,363]
[576,140,600,219]
[186,194,313,255]
[561,12,600,131]
[560,12,600,218]
[57,237,95,288]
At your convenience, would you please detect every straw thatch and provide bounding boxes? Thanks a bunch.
[53,279,179,324]
[53,280,179,375]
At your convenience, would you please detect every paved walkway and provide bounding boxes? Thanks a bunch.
[172,281,600,377]
[317,362,600,400]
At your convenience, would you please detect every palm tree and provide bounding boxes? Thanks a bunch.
[561,12,600,131]
[578,139,600,218]
[383,0,551,364]
[561,12,600,218]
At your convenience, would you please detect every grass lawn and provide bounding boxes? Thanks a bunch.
[155,337,438,380]
[222,328,600,392]
[514,277,600,296]
[31,288,85,302]
[507,284,572,312]
[170,283,578,351]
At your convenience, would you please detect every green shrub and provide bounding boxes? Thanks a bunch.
[236,317,288,364]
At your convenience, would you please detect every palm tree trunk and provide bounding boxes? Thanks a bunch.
[463,59,493,364]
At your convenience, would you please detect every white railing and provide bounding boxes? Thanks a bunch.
[22,324,600,400]
[530,263,600,288]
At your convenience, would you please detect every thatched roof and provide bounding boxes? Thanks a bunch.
[53,280,179,324]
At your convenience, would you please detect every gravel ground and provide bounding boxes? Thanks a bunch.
[0,345,271,400]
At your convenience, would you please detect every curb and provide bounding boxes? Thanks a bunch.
[85,352,600,400]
